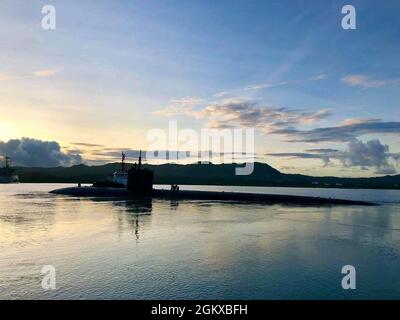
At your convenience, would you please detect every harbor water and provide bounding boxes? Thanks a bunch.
[1,183,400,299]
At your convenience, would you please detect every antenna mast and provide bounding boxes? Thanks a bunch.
[5,156,10,168]
[121,152,126,172]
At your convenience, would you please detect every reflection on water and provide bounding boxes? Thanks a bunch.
[114,200,153,241]
[1,184,400,299]
[169,200,179,210]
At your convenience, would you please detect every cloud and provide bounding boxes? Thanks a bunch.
[0,138,82,167]
[0,73,26,81]
[375,167,397,175]
[267,152,324,159]
[153,97,204,117]
[271,119,400,143]
[0,73,13,81]
[244,70,328,91]
[0,69,59,81]
[210,69,326,98]
[305,148,339,153]
[170,97,203,106]
[244,81,287,91]
[34,69,58,78]
[91,148,254,159]
[311,74,326,81]
[71,142,105,148]
[267,151,333,166]
[156,97,400,147]
[90,149,144,159]
[267,139,399,174]
[211,79,291,98]
[204,100,331,131]
[341,74,398,88]
[153,105,202,118]
[155,98,331,132]
[342,139,392,170]
[213,91,230,98]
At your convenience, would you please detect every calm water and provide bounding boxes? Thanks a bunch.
[1,183,400,299]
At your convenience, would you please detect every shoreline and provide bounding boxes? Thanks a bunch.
[2,181,400,191]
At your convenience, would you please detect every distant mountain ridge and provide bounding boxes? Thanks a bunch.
[15,162,400,189]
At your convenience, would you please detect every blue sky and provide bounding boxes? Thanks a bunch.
[0,0,400,176]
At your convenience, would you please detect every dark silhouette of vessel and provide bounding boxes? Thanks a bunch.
[50,151,377,206]
[92,151,153,191]
[127,151,154,195]
[0,156,19,183]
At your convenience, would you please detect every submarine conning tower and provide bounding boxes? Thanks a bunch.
[127,150,154,195]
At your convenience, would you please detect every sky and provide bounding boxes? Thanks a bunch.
[0,0,400,176]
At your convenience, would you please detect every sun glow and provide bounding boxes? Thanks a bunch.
[0,122,16,142]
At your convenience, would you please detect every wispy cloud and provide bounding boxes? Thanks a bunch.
[70,142,105,148]
[153,105,202,118]
[0,73,13,81]
[244,81,288,91]
[311,74,326,81]
[213,73,327,98]
[0,69,59,81]
[271,119,400,143]
[153,97,203,117]
[170,97,203,106]
[305,148,339,153]
[0,72,26,81]
[213,80,289,98]
[341,74,398,88]
[33,69,59,78]
[213,91,231,98]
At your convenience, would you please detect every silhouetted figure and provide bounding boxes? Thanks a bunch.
[171,184,180,191]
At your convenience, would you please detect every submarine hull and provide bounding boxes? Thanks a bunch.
[50,187,377,206]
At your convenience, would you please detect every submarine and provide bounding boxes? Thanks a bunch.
[50,152,377,206]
